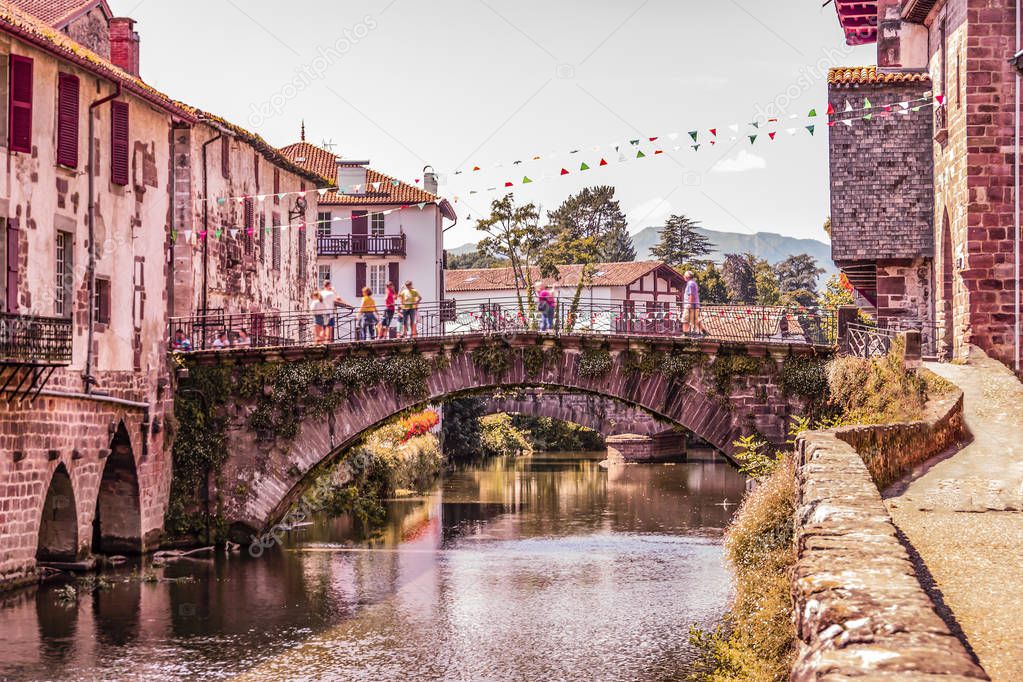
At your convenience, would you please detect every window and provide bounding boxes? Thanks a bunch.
[55,231,72,317]
[110,100,129,185]
[56,73,79,168]
[243,198,255,254]
[272,217,281,270]
[370,213,385,236]
[220,136,230,179]
[318,264,331,287]
[9,55,33,154]
[317,212,332,238]
[94,277,111,326]
[367,263,388,295]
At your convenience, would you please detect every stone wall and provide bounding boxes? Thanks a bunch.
[483,392,670,437]
[790,387,985,679]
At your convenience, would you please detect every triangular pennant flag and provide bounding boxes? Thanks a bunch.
[630,139,641,146]
[184,230,192,241]
[417,202,426,210]
[769,131,777,140]
[372,182,381,190]
[749,134,758,144]
[827,103,835,116]
[864,98,873,109]
[599,158,608,166]
[911,106,922,112]
[277,193,287,200]
[580,162,590,170]
[649,137,658,142]
[654,150,664,155]
[863,112,873,121]
[215,229,222,239]
[728,123,740,133]
[216,198,226,206]
[171,230,178,242]
[806,125,815,135]
[522,176,532,184]
[808,108,817,118]
[786,128,797,135]
[750,121,760,129]
[691,144,701,151]
[561,168,570,175]
[709,128,717,137]
[473,166,481,171]
[392,180,400,187]
[843,119,853,127]
[689,131,698,142]
[709,140,716,146]
[318,188,329,197]
[668,132,680,141]
[636,150,646,158]
[504,181,514,187]
[844,101,854,113]
[229,229,238,238]
[935,94,945,105]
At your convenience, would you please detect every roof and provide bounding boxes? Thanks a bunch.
[445,261,679,293]
[828,66,931,86]
[281,141,455,219]
[902,0,940,24]
[7,0,109,27]
[0,2,195,121]
[832,0,878,46]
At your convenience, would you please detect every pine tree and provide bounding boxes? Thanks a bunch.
[650,215,714,267]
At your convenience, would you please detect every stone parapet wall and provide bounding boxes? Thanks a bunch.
[790,389,985,679]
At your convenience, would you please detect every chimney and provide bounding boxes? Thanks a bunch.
[424,166,438,195]
[336,159,369,194]
[109,18,140,77]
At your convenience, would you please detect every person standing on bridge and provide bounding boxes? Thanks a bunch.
[398,280,422,338]
[537,282,556,332]
[320,280,351,342]
[379,281,397,339]
[310,291,327,344]
[683,271,706,336]
[359,287,379,340]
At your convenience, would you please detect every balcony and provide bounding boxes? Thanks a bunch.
[0,313,73,365]
[318,234,407,257]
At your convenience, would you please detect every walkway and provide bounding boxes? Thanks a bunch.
[884,349,1023,681]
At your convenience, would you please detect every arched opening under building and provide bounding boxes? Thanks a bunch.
[36,463,79,563]
[92,423,142,555]
[939,210,955,359]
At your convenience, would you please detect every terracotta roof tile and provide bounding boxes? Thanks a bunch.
[828,66,931,86]
[280,141,441,206]
[445,261,677,293]
[7,0,108,27]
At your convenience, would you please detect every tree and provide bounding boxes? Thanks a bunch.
[544,186,635,265]
[721,253,757,304]
[823,216,832,239]
[775,254,825,308]
[446,249,507,270]
[819,273,856,309]
[753,258,782,306]
[650,215,714,268]
[441,398,486,461]
[689,262,729,304]
[476,194,544,311]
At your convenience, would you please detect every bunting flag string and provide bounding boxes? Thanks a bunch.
[202,92,940,206]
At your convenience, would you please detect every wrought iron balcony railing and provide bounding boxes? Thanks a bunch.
[318,234,407,257]
[0,313,73,365]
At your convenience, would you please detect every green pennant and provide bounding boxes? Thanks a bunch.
[171,230,178,242]
[749,134,758,144]
[808,108,817,118]
[806,125,815,135]
[630,139,641,146]
[750,121,760,129]
[522,176,532,184]
[911,106,922,112]
[580,162,590,171]
[863,113,873,121]
[636,150,646,158]
[216,198,226,206]
[688,131,698,142]
[864,98,873,109]
[215,229,222,239]
[691,144,701,151]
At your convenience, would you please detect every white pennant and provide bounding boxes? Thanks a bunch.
[668,132,680,141]
[728,124,739,133]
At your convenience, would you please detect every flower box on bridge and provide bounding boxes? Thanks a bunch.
[317,234,407,257]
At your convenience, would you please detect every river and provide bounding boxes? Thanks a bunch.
[0,452,746,681]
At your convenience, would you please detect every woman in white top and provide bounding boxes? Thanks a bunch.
[310,291,327,344]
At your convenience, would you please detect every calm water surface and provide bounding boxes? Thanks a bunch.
[0,453,746,681]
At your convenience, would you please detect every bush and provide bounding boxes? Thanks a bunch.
[690,456,796,682]
[827,337,927,424]
[480,414,534,457]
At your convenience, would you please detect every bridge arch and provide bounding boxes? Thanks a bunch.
[188,334,824,538]
[480,391,671,438]
[92,422,143,555]
[36,463,79,563]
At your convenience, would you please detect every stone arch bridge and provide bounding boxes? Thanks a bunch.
[177,332,830,539]
[482,391,672,437]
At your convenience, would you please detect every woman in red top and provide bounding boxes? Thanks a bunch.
[378,282,397,339]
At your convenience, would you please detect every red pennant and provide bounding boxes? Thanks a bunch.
[936,94,946,105]
[504,182,513,187]
[827,102,835,116]
[709,140,716,146]
[654,149,663,155]
[472,166,481,171]
[709,128,717,136]
[768,132,776,140]
[560,168,569,175]
[649,136,658,142]
[599,158,608,166]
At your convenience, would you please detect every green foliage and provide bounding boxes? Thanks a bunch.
[690,456,796,682]
[472,338,513,377]
[578,347,613,378]
[827,337,927,424]
[650,214,714,267]
[522,343,562,379]
[687,262,730,305]
[661,349,702,381]
[786,415,812,446]
[545,185,635,264]
[709,352,765,396]
[778,355,831,417]
[476,194,544,308]
[774,254,824,307]
[511,415,605,452]
[480,413,534,457]
[442,397,486,461]
[446,250,508,270]
[818,273,855,310]
[620,348,663,376]
[721,253,758,304]
[732,434,782,479]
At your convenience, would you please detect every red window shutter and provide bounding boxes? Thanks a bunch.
[352,210,368,235]
[56,73,79,167]
[355,262,367,298]
[110,101,129,185]
[388,262,400,288]
[6,219,19,312]
[221,136,230,179]
[244,198,254,230]
[273,169,281,204]
[8,55,33,153]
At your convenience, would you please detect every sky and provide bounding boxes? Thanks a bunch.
[112,0,875,249]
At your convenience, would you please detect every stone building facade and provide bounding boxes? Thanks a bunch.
[0,1,325,589]
[829,0,1023,372]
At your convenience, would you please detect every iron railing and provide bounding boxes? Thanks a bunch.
[876,316,945,359]
[846,322,897,358]
[0,313,73,365]
[170,298,839,352]
[317,234,407,257]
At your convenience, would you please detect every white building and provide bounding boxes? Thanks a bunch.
[281,140,456,305]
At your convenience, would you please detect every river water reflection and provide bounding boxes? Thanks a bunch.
[0,453,746,681]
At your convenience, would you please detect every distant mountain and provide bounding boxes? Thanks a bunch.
[448,228,836,276]
[631,226,837,277]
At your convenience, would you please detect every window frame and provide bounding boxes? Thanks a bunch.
[367,263,388,296]
[370,212,385,236]
[94,276,111,326]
